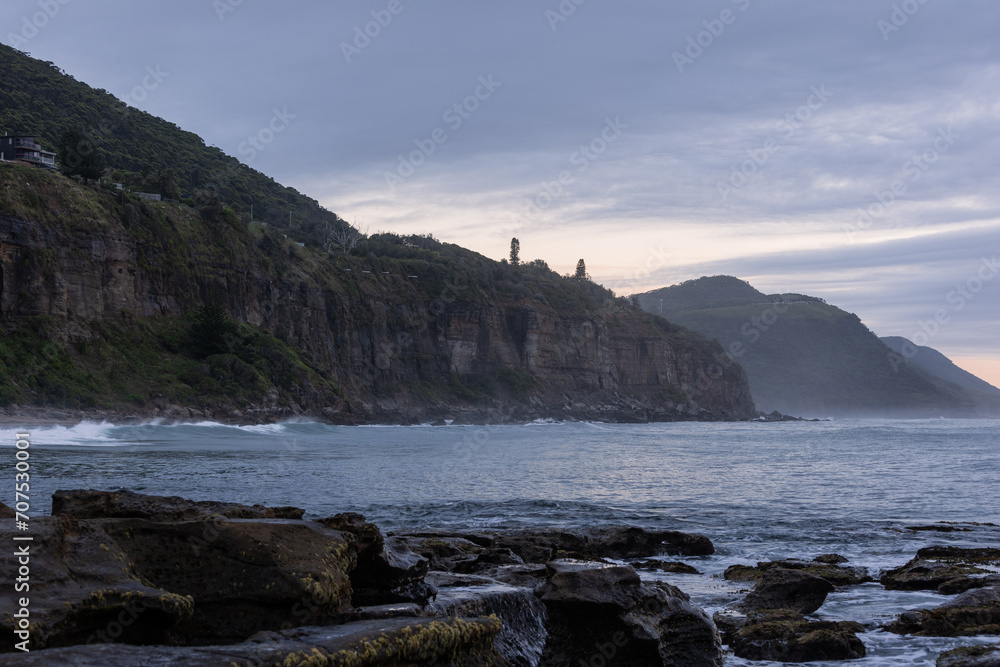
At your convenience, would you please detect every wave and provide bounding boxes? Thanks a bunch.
[0,418,334,447]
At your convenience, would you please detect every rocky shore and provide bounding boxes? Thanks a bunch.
[2,491,997,665]
[0,404,804,428]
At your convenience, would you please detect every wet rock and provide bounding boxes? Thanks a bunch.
[0,616,507,666]
[100,516,355,643]
[724,559,870,587]
[896,586,1000,637]
[538,560,722,666]
[52,488,304,521]
[737,568,835,615]
[881,554,992,591]
[321,513,434,606]
[539,560,642,608]
[492,525,714,564]
[937,643,1000,666]
[918,546,1000,565]
[632,559,701,574]
[428,583,547,667]
[939,574,1000,595]
[813,553,849,564]
[729,609,867,663]
[454,547,525,574]
[0,516,193,651]
[887,585,1000,636]
[393,533,487,571]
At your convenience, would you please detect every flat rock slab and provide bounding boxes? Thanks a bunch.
[0,616,506,666]
[539,559,642,608]
[53,489,304,521]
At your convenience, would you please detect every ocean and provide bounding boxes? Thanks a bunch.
[4,418,999,665]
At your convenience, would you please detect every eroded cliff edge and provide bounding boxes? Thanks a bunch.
[0,165,755,423]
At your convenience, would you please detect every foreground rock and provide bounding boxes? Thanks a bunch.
[0,616,506,666]
[937,644,1000,666]
[725,558,871,587]
[396,525,714,571]
[887,585,1000,637]
[321,512,434,606]
[725,610,866,663]
[52,488,305,521]
[881,546,1000,591]
[427,579,548,667]
[99,517,356,643]
[0,516,194,650]
[538,559,723,666]
[736,568,835,615]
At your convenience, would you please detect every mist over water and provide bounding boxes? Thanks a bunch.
[4,418,999,665]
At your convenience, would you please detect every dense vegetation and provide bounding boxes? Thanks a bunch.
[0,43,348,247]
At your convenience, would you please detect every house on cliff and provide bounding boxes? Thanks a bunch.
[0,134,57,170]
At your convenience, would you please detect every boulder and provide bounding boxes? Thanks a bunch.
[737,568,835,615]
[99,516,355,643]
[0,616,506,666]
[538,559,722,666]
[539,560,642,609]
[728,609,866,663]
[887,585,1000,637]
[937,644,1000,666]
[321,512,434,606]
[52,489,304,521]
[428,583,548,667]
[0,516,193,652]
[724,559,870,587]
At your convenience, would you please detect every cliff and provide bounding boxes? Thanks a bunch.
[635,276,985,418]
[0,165,754,423]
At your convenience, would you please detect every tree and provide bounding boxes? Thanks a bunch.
[324,218,368,255]
[509,237,520,266]
[188,300,239,358]
[57,128,105,180]
[574,259,589,280]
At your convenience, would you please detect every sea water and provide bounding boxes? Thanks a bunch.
[3,418,998,665]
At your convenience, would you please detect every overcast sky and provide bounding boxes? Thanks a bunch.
[4,0,999,384]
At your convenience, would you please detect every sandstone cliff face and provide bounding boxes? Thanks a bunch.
[0,172,754,423]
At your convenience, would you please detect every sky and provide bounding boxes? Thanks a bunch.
[3,0,999,385]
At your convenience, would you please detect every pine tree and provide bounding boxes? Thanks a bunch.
[189,300,239,358]
[574,259,588,280]
[509,237,520,266]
